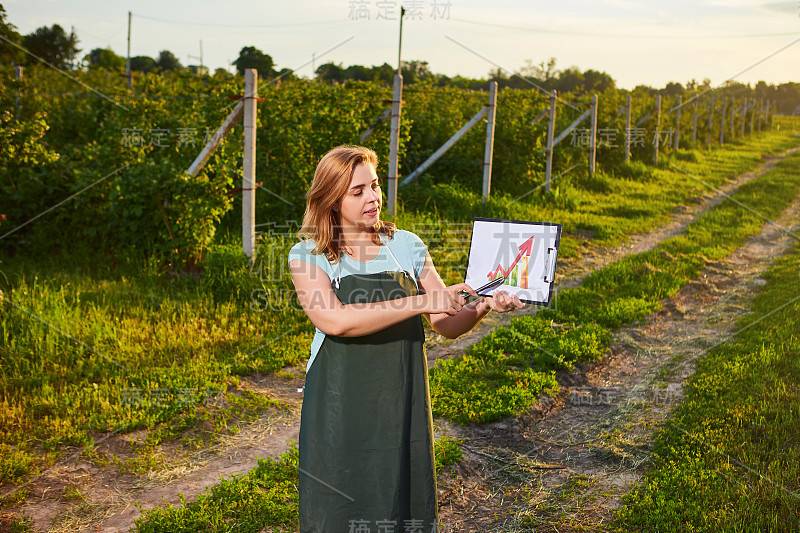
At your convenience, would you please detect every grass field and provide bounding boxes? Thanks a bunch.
[429,138,800,424]
[614,228,800,531]
[1,129,799,532]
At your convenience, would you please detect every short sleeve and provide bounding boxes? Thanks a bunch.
[398,230,428,278]
[287,240,334,282]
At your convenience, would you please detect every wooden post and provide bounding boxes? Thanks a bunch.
[625,94,632,163]
[740,97,746,137]
[545,90,557,193]
[482,81,497,201]
[758,98,763,131]
[720,97,727,145]
[387,73,403,215]
[692,95,698,144]
[242,69,257,261]
[729,97,735,138]
[707,95,714,150]
[589,94,598,175]
[674,94,682,151]
[749,97,755,135]
[653,95,661,165]
[770,99,775,131]
[186,102,244,177]
[14,66,22,119]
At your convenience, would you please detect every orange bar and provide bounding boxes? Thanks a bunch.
[520,256,529,289]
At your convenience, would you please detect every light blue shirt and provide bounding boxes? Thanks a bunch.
[287,230,429,372]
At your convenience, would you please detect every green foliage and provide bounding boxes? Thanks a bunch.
[430,340,560,424]
[21,24,80,69]
[6,514,34,533]
[0,443,35,485]
[0,4,24,65]
[429,150,800,424]
[233,46,274,78]
[2,60,799,507]
[130,55,156,73]
[0,241,310,485]
[84,47,125,71]
[615,241,800,530]
[155,50,182,72]
[134,444,300,533]
[434,436,463,475]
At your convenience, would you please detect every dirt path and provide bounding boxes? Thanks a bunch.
[432,166,800,532]
[11,147,799,533]
[424,146,800,367]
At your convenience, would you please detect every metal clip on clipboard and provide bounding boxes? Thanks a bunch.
[543,247,558,283]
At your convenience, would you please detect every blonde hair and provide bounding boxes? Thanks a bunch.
[298,145,396,262]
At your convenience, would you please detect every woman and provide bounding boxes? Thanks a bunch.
[288,145,525,532]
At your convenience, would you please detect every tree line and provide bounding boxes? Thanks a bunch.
[1,4,798,113]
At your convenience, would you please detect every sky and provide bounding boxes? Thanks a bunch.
[4,0,800,90]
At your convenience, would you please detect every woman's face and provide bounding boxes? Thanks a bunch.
[337,163,382,232]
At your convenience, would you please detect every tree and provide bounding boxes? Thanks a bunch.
[401,60,433,84]
[555,66,584,94]
[583,69,615,93]
[130,55,156,73]
[233,46,273,78]
[0,4,24,65]
[155,50,182,72]
[21,24,80,69]
[371,62,394,84]
[519,57,557,82]
[316,62,345,83]
[662,81,684,96]
[344,64,371,82]
[85,47,125,71]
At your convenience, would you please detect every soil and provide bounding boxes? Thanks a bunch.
[5,146,800,533]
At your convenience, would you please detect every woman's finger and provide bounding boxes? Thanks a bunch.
[451,283,479,298]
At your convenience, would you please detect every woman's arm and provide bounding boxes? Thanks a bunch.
[417,252,525,339]
[289,259,478,337]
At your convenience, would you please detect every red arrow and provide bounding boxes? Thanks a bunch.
[487,235,534,280]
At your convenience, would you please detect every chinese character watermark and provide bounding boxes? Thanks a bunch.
[120,127,215,149]
[347,0,451,20]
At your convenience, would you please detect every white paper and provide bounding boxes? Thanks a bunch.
[464,218,561,305]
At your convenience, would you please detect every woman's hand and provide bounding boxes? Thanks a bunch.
[479,290,526,313]
[421,283,478,316]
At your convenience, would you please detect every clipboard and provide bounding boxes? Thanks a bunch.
[463,217,562,306]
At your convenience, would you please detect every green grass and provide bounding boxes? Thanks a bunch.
[134,445,300,533]
[0,236,307,487]
[132,436,463,532]
[614,237,800,531]
[428,146,800,424]
[0,130,796,514]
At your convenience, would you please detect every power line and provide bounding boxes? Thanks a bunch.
[132,13,346,29]
[447,17,800,40]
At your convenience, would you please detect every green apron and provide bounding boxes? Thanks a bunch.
[298,263,439,533]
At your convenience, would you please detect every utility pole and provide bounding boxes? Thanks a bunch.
[126,11,132,91]
[387,6,406,216]
[397,6,405,73]
[189,40,204,75]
